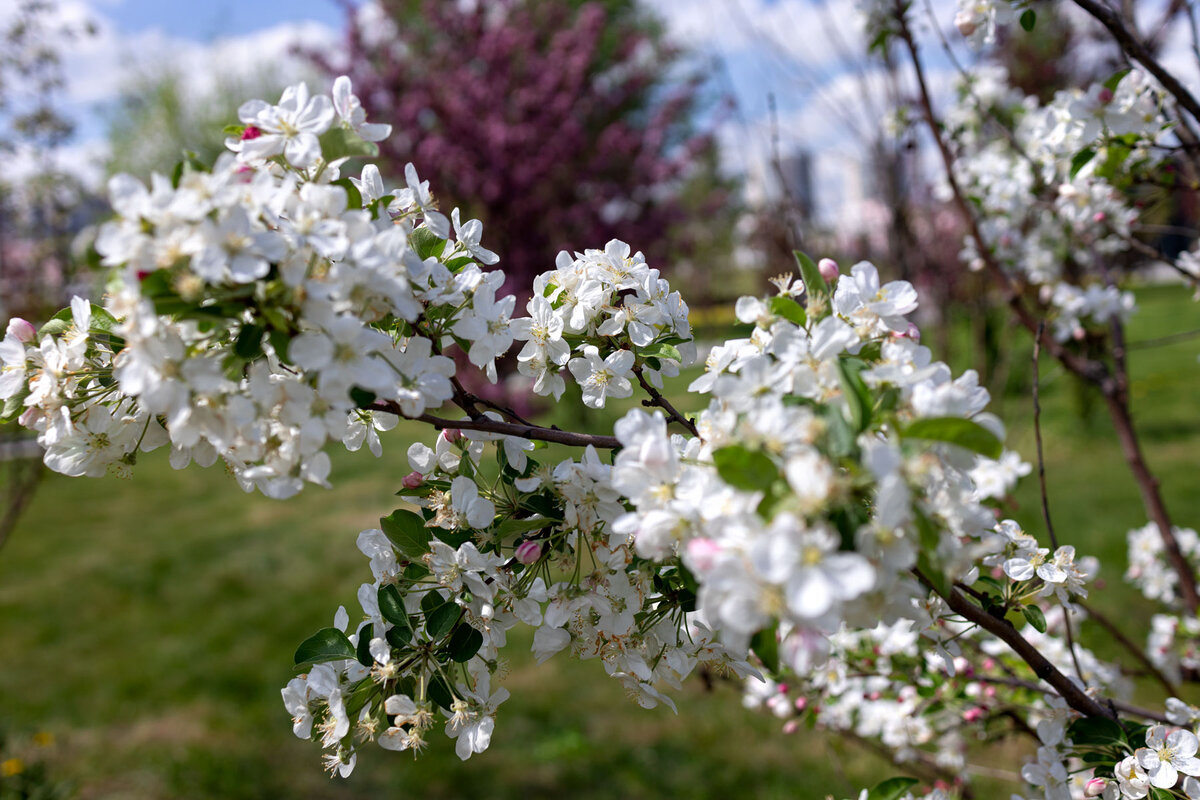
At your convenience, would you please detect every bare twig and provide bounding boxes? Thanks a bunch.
[634,368,699,437]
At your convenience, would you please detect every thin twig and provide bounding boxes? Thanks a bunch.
[634,368,699,437]
[1077,598,1180,697]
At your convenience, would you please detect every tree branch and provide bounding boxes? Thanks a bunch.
[368,401,620,449]
[634,367,699,436]
[914,569,1115,719]
[1071,0,1200,126]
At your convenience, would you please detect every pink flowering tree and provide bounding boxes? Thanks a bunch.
[8,3,1200,797]
[309,0,721,298]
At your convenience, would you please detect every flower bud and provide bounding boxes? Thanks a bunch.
[442,429,463,444]
[514,540,542,565]
[818,258,839,282]
[6,318,35,343]
[1093,211,1107,223]
[1098,88,1114,104]
[954,10,978,37]
[794,696,807,711]
[1084,778,1108,797]
[241,125,263,140]
[685,537,722,572]
[402,471,424,489]
[962,706,985,723]
[782,720,800,735]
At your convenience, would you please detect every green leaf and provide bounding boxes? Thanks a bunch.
[377,585,410,628]
[318,126,379,161]
[837,358,871,432]
[425,602,461,640]
[793,250,828,297]
[1068,716,1127,747]
[411,227,447,260]
[233,324,264,360]
[333,177,363,210]
[427,672,455,711]
[1022,603,1047,634]
[1,384,30,423]
[37,318,71,339]
[223,124,246,136]
[349,387,377,408]
[492,517,550,538]
[1070,147,1096,179]
[712,446,778,493]
[902,417,1003,459]
[293,627,356,665]
[1019,8,1036,31]
[444,256,475,271]
[421,590,445,615]
[386,624,412,648]
[446,624,483,662]
[768,295,806,326]
[639,342,683,363]
[866,777,920,800]
[380,509,432,560]
[750,627,779,674]
[1104,68,1133,93]
[356,626,374,667]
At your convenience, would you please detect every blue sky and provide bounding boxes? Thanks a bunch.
[100,0,342,40]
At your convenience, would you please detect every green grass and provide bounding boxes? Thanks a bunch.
[2,284,1200,798]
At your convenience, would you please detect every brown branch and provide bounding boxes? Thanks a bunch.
[368,401,620,449]
[1072,0,1200,125]
[633,367,699,437]
[896,3,1199,613]
[914,569,1115,719]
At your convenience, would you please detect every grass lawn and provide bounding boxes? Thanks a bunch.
[1,283,1199,798]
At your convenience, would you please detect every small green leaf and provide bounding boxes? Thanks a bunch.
[380,509,432,560]
[1019,8,1036,31]
[446,624,483,662]
[421,590,445,614]
[837,358,871,432]
[386,624,412,648]
[223,124,246,136]
[378,585,410,628]
[1070,147,1096,179]
[36,318,71,339]
[639,342,683,363]
[750,627,779,674]
[492,517,550,537]
[793,250,828,297]
[318,126,379,161]
[425,602,461,640]
[356,626,374,667]
[712,446,778,493]
[411,227,447,260]
[866,777,920,800]
[293,627,356,665]
[427,673,455,711]
[1067,716,1128,748]
[768,295,806,326]
[903,417,1003,459]
[1,384,30,423]
[1104,68,1133,93]
[349,387,377,408]
[234,324,264,360]
[333,177,363,210]
[1022,603,1047,634]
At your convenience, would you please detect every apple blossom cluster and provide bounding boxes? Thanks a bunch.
[944,65,1162,341]
[281,427,757,776]
[1126,523,1200,688]
[0,76,695,499]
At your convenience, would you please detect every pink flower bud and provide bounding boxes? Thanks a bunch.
[983,658,995,671]
[1073,327,1087,342]
[241,125,263,140]
[514,540,542,565]
[776,683,788,694]
[402,471,425,489]
[442,429,463,444]
[1084,778,1108,797]
[782,720,800,735]
[818,258,839,282]
[1093,211,1107,223]
[984,685,996,698]
[1098,88,1114,104]
[962,707,985,723]
[6,318,35,343]
[866,691,881,701]
[903,322,921,342]
[685,537,722,572]
[794,696,807,711]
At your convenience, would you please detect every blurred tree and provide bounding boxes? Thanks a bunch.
[315,0,732,296]
[105,66,309,180]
